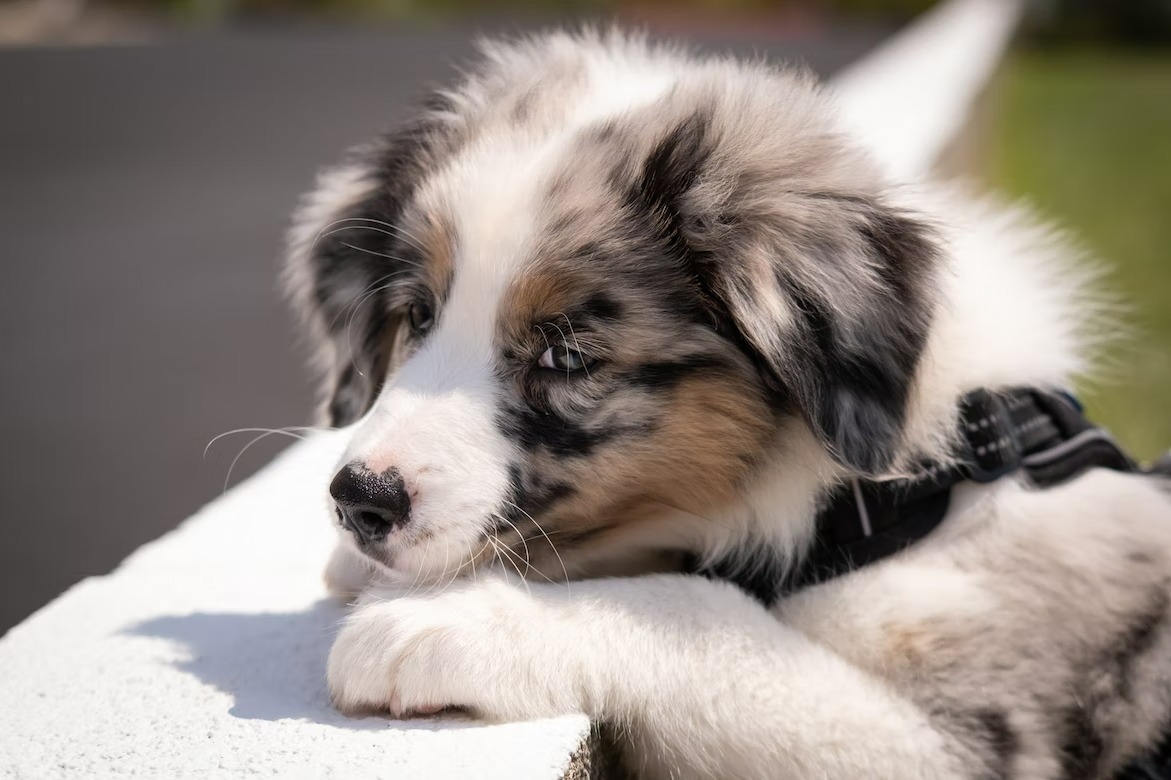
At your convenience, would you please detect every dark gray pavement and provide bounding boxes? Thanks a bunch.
[0,23,885,634]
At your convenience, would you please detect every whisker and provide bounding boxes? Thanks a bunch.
[339,241,423,267]
[317,223,405,247]
[464,531,494,587]
[440,535,479,594]
[203,426,320,459]
[329,217,429,254]
[336,272,417,379]
[406,539,431,599]
[485,536,509,585]
[490,526,561,587]
[444,531,483,591]
[218,428,315,492]
[517,528,568,543]
[493,533,534,589]
[341,275,415,374]
[488,523,526,574]
[467,531,482,585]
[556,312,592,380]
[499,501,571,595]
[341,277,404,327]
[547,320,572,381]
[326,270,412,332]
[532,324,553,355]
[432,536,451,596]
[315,220,425,255]
[488,535,531,596]
[493,512,533,575]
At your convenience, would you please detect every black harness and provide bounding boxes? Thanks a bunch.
[692,386,1171,780]
[792,387,1138,597]
[694,387,1143,606]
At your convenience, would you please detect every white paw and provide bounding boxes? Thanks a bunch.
[326,580,583,721]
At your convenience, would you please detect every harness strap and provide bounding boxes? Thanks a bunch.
[788,388,1139,596]
[694,387,1142,604]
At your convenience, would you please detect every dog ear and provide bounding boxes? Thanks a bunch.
[766,200,938,475]
[637,117,939,475]
[284,116,449,427]
[705,195,938,475]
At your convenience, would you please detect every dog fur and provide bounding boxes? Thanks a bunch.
[285,31,1171,778]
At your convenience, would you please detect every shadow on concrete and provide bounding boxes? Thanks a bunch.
[127,599,473,731]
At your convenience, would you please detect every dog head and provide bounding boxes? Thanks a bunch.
[286,33,939,583]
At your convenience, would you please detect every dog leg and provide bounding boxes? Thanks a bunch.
[327,573,967,779]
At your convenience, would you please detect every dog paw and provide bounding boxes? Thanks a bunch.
[327,580,582,721]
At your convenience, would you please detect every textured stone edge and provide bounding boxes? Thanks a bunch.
[559,722,627,780]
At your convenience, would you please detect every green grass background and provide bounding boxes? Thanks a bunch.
[989,49,1171,460]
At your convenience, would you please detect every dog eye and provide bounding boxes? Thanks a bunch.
[538,345,594,372]
[407,300,434,334]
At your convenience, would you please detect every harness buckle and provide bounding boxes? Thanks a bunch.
[958,389,1023,483]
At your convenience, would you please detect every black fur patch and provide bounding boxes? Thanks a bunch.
[972,709,1018,780]
[581,292,623,323]
[506,463,574,511]
[308,109,460,427]
[621,111,717,307]
[494,463,575,541]
[1057,703,1104,779]
[497,402,649,458]
[622,355,732,393]
[628,112,711,224]
[1117,720,1171,780]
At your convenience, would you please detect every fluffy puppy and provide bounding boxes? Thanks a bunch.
[286,31,1171,779]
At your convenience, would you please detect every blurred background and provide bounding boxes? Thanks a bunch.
[0,0,1167,634]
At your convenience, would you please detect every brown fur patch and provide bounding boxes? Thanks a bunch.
[418,211,456,304]
[491,312,776,579]
[499,267,577,345]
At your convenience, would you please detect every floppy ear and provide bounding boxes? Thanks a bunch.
[703,195,938,475]
[284,116,449,427]
[637,118,940,475]
[769,199,938,475]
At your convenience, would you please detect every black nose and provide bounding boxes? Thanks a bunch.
[329,464,411,544]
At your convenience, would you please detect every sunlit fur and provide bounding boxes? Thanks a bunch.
[287,31,1171,779]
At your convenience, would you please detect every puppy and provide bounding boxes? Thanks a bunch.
[285,31,1171,779]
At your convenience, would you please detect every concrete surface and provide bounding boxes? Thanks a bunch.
[0,429,609,779]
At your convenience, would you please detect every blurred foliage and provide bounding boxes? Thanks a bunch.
[1023,0,1171,45]
[990,49,1171,460]
[105,0,937,24]
[83,0,1171,37]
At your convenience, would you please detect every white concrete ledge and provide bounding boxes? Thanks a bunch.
[833,0,1022,181]
[0,434,602,778]
[0,1,1020,776]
